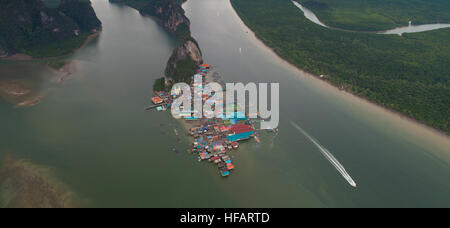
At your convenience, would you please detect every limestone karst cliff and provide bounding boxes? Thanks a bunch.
[110,0,203,85]
[0,0,101,57]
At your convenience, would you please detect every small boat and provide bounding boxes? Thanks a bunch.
[254,136,261,143]
[174,129,179,136]
[210,156,220,161]
[226,163,235,170]
[232,142,239,149]
[221,170,230,177]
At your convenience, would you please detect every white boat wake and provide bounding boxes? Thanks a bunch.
[290,121,357,187]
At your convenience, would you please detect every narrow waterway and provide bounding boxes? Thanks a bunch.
[292,1,450,35]
[0,0,448,207]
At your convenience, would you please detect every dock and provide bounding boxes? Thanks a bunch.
[145,104,167,110]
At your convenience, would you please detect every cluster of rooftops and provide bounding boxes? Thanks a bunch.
[149,64,260,177]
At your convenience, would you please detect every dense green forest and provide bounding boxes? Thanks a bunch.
[231,0,450,133]
[165,50,198,82]
[299,0,450,31]
[153,77,168,92]
[0,0,101,58]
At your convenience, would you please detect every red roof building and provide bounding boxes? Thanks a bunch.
[231,123,253,134]
[220,126,231,132]
[152,97,163,104]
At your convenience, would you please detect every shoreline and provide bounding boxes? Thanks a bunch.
[292,1,450,34]
[45,60,80,84]
[0,31,99,106]
[228,0,449,139]
[0,30,101,62]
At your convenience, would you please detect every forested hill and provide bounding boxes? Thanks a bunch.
[299,0,450,31]
[231,0,450,133]
[0,0,101,58]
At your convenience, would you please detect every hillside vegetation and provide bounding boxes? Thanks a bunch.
[0,0,101,58]
[231,0,450,133]
[299,0,450,31]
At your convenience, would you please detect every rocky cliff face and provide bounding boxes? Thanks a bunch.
[118,0,203,81]
[0,0,101,57]
[173,40,203,65]
[165,38,203,81]
[111,0,191,39]
[109,0,202,83]
[141,0,190,38]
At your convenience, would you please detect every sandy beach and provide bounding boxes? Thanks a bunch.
[0,80,44,108]
[0,31,99,107]
[227,0,450,141]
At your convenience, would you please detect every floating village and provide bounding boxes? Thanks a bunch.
[146,64,269,177]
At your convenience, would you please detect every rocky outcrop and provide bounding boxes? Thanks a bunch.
[0,0,101,57]
[110,0,190,39]
[173,39,202,65]
[110,0,202,83]
[141,0,190,38]
[165,38,203,81]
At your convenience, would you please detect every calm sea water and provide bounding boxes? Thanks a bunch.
[0,0,448,207]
